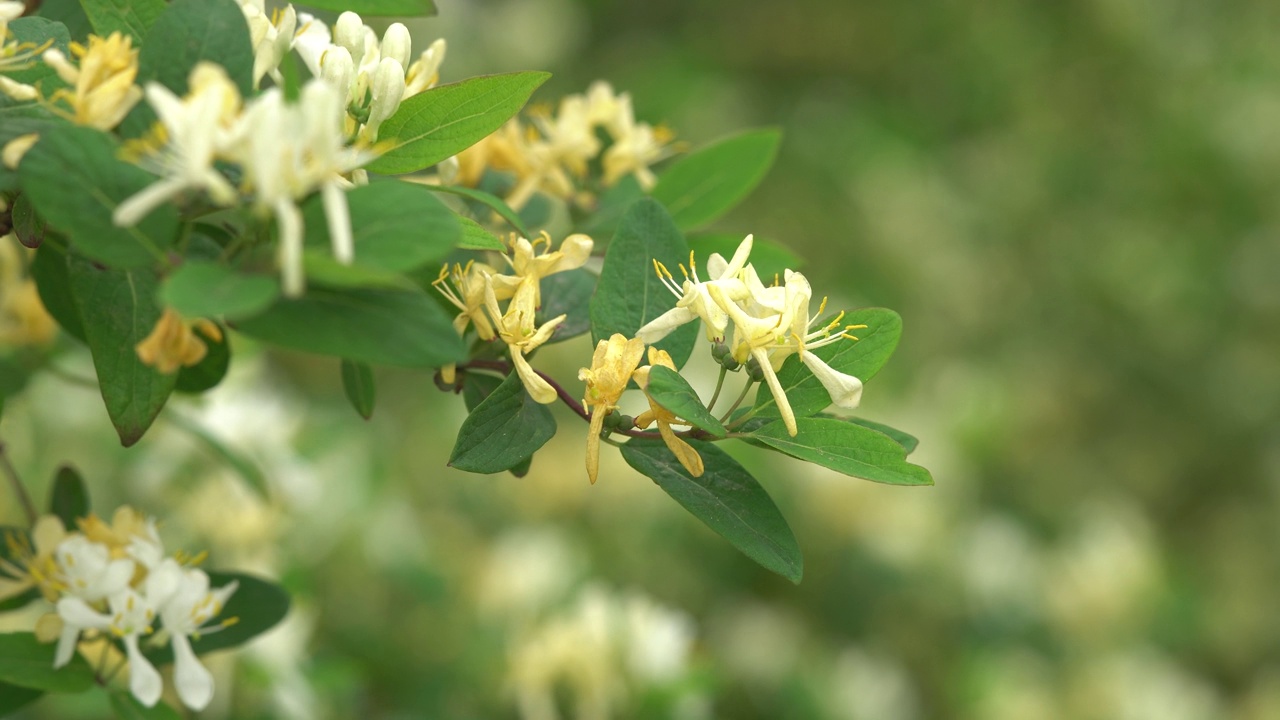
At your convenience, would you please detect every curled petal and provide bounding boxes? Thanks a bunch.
[754,348,797,437]
[171,634,214,710]
[511,351,556,404]
[658,421,704,477]
[125,634,164,707]
[636,306,696,344]
[800,350,863,409]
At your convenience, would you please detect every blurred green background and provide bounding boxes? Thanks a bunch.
[5,0,1280,718]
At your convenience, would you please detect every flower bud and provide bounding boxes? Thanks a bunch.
[381,23,412,69]
[319,45,354,107]
[333,11,366,68]
[362,57,406,138]
[744,354,764,382]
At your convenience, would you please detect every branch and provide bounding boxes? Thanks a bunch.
[0,441,37,525]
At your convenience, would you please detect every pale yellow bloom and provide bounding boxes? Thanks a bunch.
[488,231,593,307]
[43,32,143,130]
[433,260,498,340]
[0,515,68,602]
[602,121,677,189]
[482,277,563,404]
[0,238,58,347]
[135,309,223,374]
[632,347,704,477]
[578,334,646,484]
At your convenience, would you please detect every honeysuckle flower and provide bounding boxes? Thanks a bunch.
[434,259,500,340]
[56,589,163,705]
[42,32,142,130]
[53,534,136,603]
[602,118,677,189]
[233,80,377,296]
[238,0,296,87]
[403,37,446,96]
[0,515,67,602]
[361,55,406,141]
[114,62,243,227]
[1,2,49,93]
[710,269,866,436]
[529,94,601,177]
[637,234,754,344]
[632,347,704,477]
[0,1,23,30]
[135,308,222,374]
[145,560,239,711]
[579,334,646,484]
[483,277,564,404]
[488,232,594,307]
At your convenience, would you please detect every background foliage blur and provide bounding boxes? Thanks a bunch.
[4,0,1280,717]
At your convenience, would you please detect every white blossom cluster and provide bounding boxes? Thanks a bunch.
[0,508,237,711]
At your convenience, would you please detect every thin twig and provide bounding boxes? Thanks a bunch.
[0,441,36,525]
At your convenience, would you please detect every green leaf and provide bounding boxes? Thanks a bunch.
[38,0,92,42]
[651,129,781,230]
[30,242,86,343]
[621,438,802,583]
[79,0,165,45]
[109,693,183,720]
[0,632,94,693]
[589,198,698,368]
[456,215,505,251]
[160,262,279,321]
[829,416,919,454]
[750,417,933,486]
[20,126,178,268]
[290,0,436,15]
[427,184,532,238]
[582,174,643,236]
[174,322,229,394]
[645,365,727,436]
[341,359,376,420]
[689,233,801,281]
[68,257,175,447]
[300,253,418,291]
[751,308,902,419]
[0,681,43,717]
[302,181,461,272]
[450,371,556,474]
[48,465,89,528]
[462,371,501,411]
[142,572,288,664]
[537,268,596,344]
[369,72,551,175]
[4,17,72,89]
[0,98,59,193]
[234,285,467,368]
[11,193,46,249]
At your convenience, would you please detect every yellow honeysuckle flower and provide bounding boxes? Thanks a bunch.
[482,277,563,404]
[638,234,754,344]
[710,269,866,437]
[578,334,646,484]
[602,119,678,189]
[43,32,143,130]
[433,259,499,340]
[135,309,223,375]
[632,347,704,477]
[0,238,58,347]
[489,231,593,307]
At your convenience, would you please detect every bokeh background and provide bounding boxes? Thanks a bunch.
[4,0,1280,717]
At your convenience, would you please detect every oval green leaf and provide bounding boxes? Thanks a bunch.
[537,268,596,344]
[651,129,781,230]
[450,371,556,474]
[0,632,94,693]
[750,417,933,486]
[48,465,89,528]
[79,0,165,45]
[302,181,461,272]
[427,185,532,238]
[621,438,802,583]
[160,262,280,320]
[369,72,551,175]
[645,365,726,436]
[341,359,376,420]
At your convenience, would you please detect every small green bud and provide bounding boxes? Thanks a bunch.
[711,341,741,371]
[744,354,764,382]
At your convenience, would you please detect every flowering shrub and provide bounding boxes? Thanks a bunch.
[0,0,932,714]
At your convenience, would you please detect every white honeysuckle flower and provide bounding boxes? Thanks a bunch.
[114,63,242,227]
[125,517,166,570]
[530,94,601,177]
[233,80,377,296]
[56,590,163,706]
[637,234,754,344]
[0,0,24,26]
[710,269,865,436]
[331,11,367,68]
[54,535,135,602]
[602,117,676,189]
[318,44,354,107]
[238,0,296,87]
[0,76,36,101]
[147,560,239,711]
[290,11,331,76]
[584,81,627,134]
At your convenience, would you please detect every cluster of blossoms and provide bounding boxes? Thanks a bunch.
[0,231,57,348]
[453,81,679,211]
[0,507,238,711]
[579,235,867,480]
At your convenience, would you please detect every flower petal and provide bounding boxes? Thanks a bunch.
[125,634,164,708]
[171,633,215,710]
[636,306,696,344]
[512,351,557,404]
[800,351,863,409]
